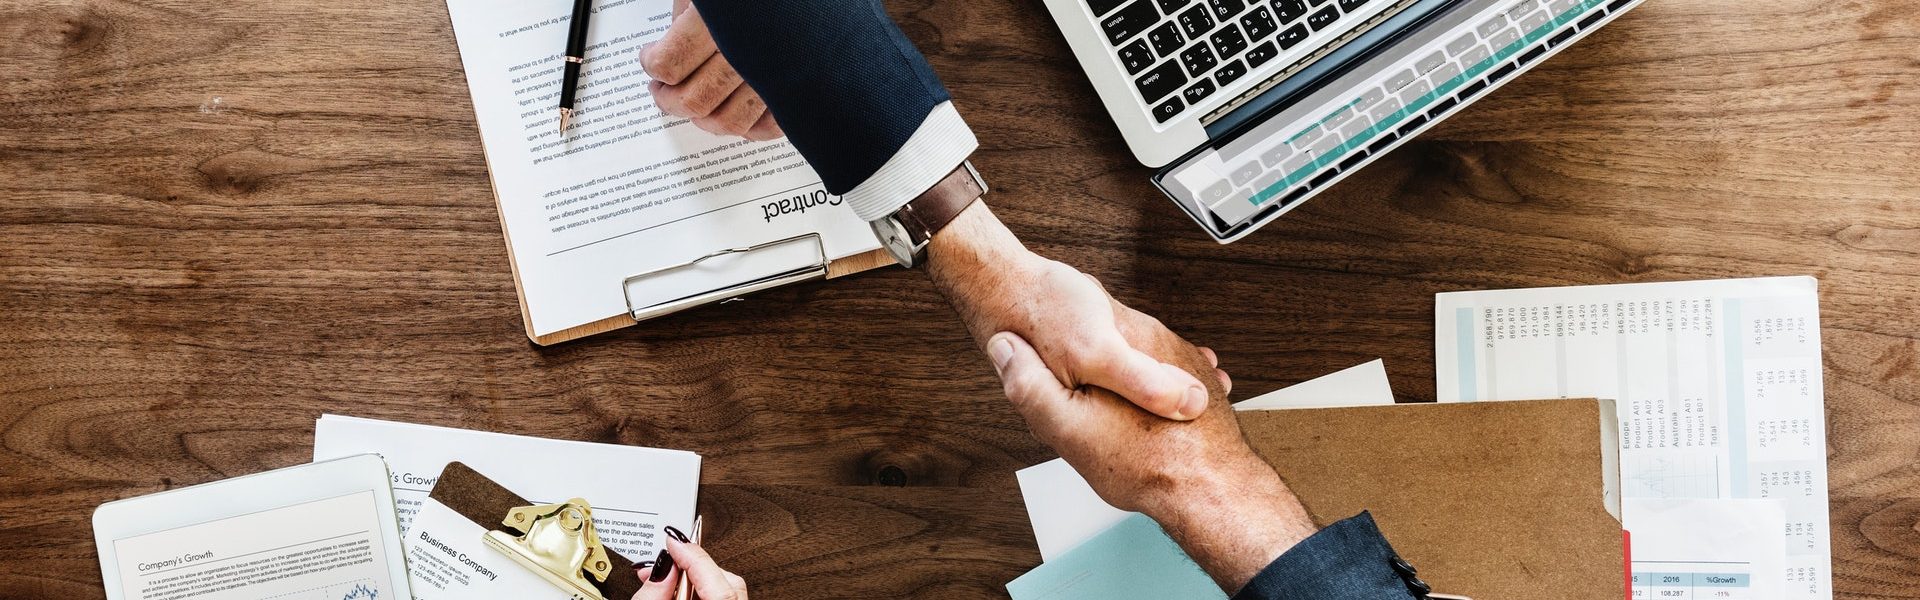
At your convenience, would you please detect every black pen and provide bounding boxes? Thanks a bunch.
[557,0,593,135]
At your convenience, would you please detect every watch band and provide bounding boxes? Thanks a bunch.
[870,161,988,269]
[896,162,987,247]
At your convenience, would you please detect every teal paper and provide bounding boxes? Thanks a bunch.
[1006,513,1226,600]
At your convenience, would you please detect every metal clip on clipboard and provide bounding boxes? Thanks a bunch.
[620,233,829,323]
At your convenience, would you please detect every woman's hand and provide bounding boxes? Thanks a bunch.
[633,529,748,600]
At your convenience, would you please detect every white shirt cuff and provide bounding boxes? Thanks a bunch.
[840,101,979,222]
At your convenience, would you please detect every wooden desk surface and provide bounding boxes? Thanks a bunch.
[3,0,1916,597]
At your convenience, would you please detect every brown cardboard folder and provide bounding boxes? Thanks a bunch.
[429,462,645,599]
[1238,398,1624,598]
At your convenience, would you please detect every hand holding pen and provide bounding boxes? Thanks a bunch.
[633,519,745,600]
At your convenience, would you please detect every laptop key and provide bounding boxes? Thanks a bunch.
[1337,0,1370,12]
[1308,132,1341,157]
[1118,39,1154,74]
[1355,86,1386,109]
[1182,77,1218,103]
[1290,124,1320,148]
[1210,0,1247,22]
[1414,51,1446,74]
[1152,95,1186,122]
[1251,170,1284,195]
[1518,44,1546,65]
[1155,0,1186,14]
[1242,6,1278,41]
[1396,114,1428,137]
[1201,180,1234,202]
[1385,68,1417,91]
[1260,143,1293,167]
[1489,27,1521,49]
[1429,61,1462,85]
[1101,0,1161,45]
[1210,24,1249,58]
[1244,41,1279,67]
[1548,27,1576,47]
[1477,15,1508,38]
[1281,152,1315,176]
[1369,97,1402,122]
[1460,45,1492,68]
[1324,106,1354,128]
[1178,5,1215,39]
[1214,59,1248,86]
[1306,5,1339,31]
[1147,22,1185,56]
[1180,42,1218,77]
[1088,0,1129,18]
[1230,161,1263,186]
[1135,59,1188,103]
[1276,23,1310,49]
[1339,115,1371,141]
[1399,80,1432,106]
[1273,0,1309,23]
[1446,34,1477,56]
[1519,10,1551,31]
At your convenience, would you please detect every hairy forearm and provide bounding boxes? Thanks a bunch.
[923,202,1040,344]
[1150,451,1320,593]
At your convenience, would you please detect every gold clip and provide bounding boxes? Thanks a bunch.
[482,499,611,600]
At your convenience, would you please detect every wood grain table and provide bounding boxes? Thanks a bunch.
[3,0,1917,598]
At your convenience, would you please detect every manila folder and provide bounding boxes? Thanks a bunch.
[1237,398,1623,598]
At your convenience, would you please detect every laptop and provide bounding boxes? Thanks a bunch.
[1042,0,1645,242]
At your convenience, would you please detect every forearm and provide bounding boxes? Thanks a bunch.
[1149,451,1319,593]
[924,202,1043,345]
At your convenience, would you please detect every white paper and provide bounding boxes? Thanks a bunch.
[404,499,570,600]
[1234,359,1394,409]
[312,415,699,562]
[446,0,880,336]
[1017,360,1396,560]
[1627,498,1787,600]
[109,491,399,600]
[1436,276,1829,599]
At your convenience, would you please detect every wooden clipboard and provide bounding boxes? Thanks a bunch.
[493,183,894,345]
[429,461,647,599]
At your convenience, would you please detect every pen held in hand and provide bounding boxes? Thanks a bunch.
[557,0,594,135]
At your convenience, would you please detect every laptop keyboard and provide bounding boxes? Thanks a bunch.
[1163,0,1635,230]
[1096,0,1389,123]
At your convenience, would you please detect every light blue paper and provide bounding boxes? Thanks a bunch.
[1007,513,1226,600]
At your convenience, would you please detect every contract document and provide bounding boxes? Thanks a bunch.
[1436,276,1829,599]
[446,0,879,339]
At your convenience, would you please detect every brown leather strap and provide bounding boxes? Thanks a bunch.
[895,163,986,247]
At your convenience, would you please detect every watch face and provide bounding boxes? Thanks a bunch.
[871,218,916,268]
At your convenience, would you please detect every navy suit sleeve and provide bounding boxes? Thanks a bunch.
[687,0,952,197]
[1231,512,1428,600]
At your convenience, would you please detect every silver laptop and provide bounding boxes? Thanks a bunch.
[1042,0,1645,242]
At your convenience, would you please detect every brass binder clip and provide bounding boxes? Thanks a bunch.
[482,498,612,600]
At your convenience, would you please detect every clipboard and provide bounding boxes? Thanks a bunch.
[496,202,894,345]
[429,461,647,599]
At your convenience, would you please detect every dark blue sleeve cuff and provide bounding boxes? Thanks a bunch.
[1231,512,1425,600]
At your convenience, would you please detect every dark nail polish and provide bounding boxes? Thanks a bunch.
[633,561,654,572]
[663,525,690,543]
[648,548,674,583]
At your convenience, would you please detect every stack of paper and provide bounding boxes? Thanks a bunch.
[1436,276,1829,600]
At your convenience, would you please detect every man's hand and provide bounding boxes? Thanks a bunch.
[926,203,1229,421]
[638,0,784,140]
[988,329,1318,593]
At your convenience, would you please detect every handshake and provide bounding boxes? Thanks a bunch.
[636,1,1321,595]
